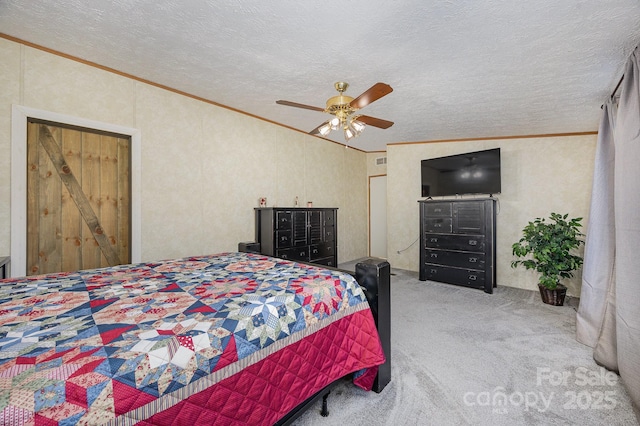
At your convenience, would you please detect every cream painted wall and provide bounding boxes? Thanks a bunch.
[0,38,368,271]
[385,136,597,296]
[0,40,20,259]
[0,37,597,294]
[366,152,388,176]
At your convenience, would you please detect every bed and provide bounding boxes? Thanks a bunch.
[0,252,388,425]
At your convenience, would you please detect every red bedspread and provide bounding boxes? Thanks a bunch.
[0,252,385,425]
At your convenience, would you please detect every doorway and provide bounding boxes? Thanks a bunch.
[26,121,131,275]
[369,174,387,258]
[11,105,142,278]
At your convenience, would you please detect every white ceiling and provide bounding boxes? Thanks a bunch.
[1,1,640,152]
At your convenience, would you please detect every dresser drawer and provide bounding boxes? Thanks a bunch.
[277,246,309,262]
[323,211,336,227]
[424,202,452,217]
[424,218,453,233]
[275,230,291,248]
[423,264,485,289]
[425,249,485,270]
[323,226,335,242]
[310,242,334,260]
[276,211,292,230]
[313,256,337,267]
[424,233,485,251]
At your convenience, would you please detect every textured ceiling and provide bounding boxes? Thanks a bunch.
[1,1,640,151]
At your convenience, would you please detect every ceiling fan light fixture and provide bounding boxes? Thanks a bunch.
[318,122,332,136]
[276,81,393,143]
[344,127,355,141]
[350,117,366,135]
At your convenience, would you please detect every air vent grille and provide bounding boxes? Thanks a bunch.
[376,157,387,165]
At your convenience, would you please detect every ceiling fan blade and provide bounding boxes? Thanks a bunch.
[349,83,393,110]
[356,115,394,129]
[276,100,325,112]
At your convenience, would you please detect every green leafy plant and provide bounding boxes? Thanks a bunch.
[511,213,585,290]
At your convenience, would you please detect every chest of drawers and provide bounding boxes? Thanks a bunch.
[419,199,496,293]
[255,208,338,267]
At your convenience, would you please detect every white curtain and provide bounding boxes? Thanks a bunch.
[577,45,640,419]
[576,99,616,351]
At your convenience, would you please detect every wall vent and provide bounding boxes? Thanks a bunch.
[376,157,387,165]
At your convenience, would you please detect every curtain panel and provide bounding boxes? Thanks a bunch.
[577,45,640,420]
[612,45,640,419]
[576,100,616,351]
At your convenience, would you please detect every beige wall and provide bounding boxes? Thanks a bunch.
[0,38,368,272]
[385,136,597,296]
[366,152,387,176]
[0,37,598,295]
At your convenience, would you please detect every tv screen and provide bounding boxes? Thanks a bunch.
[421,148,501,197]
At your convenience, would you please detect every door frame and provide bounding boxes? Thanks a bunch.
[11,105,141,277]
[368,174,387,258]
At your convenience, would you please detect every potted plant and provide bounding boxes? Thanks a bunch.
[511,213,585,306]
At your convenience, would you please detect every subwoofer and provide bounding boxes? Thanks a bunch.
[238,241,261,254]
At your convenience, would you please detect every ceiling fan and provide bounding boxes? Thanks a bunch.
[276,82,394,142]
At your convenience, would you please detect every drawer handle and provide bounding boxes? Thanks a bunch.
[469,240,478,246]
[300,251,305,256]
[313,249,318,254]
[430,269,437,274]
[469,275,477,280]
[430,238,438,243]
[430,253,438,258]
[469,257,478,263]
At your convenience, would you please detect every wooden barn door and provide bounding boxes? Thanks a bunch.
[26,121,131,275]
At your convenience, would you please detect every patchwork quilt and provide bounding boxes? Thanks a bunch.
[0,252,385,425]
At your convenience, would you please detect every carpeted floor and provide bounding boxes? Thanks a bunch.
[292,266,638,425]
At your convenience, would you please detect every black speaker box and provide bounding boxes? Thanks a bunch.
[238,241,261,254]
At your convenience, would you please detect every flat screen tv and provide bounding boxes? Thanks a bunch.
[421,148,501,197]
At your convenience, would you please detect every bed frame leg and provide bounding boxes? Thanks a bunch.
[321,391,330,417]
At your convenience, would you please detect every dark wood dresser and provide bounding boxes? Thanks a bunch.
[255,208,338,267]
[419,198,496,293]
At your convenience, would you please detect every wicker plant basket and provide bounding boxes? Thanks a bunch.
[538,283,567,306]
